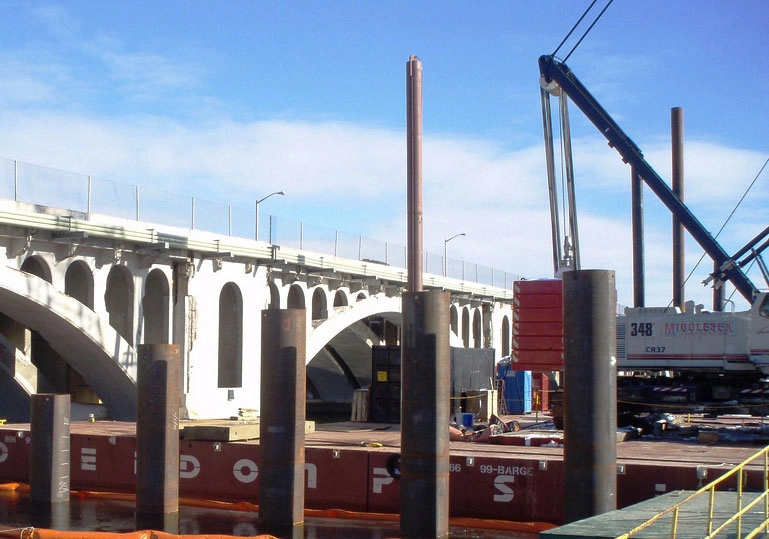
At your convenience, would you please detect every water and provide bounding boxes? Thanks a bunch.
[0,490,537,538]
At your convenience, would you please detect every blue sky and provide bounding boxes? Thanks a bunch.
[1,1,768,308]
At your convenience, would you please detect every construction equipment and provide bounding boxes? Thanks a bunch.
[539,54,765,302]
[537,54,769,416]
[617,292,769,414]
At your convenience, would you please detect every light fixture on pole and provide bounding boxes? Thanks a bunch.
[255,190,285,241]
[443,232,465,277]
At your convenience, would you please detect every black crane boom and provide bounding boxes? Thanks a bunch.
[538,54,759,303]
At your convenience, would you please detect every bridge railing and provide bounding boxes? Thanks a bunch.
[0,158,520,288]
[615,444,769,539]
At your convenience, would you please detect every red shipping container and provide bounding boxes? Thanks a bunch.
[511,349,563,370]
[512,335,562,351]
[512,321,563,337]
[514,293,563,309]
[514,279,563,295]
[513,307,563,323]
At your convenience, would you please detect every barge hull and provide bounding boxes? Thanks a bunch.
[0,421,763,525]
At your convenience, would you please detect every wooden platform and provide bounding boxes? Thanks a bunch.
[542,490,769,538]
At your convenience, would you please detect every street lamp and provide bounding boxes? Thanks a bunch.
[255,190,285,241]
[444,232,466,277]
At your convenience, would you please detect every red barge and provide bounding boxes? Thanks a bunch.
[0,417,765,527]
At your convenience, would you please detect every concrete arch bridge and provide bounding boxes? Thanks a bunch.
[0,199,515,421]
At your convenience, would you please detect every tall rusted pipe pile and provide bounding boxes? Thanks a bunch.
[400,55,450,539]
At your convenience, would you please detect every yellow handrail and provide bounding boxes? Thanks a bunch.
[616,444,769,539]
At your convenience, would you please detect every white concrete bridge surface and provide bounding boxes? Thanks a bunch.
[0,159,518,421]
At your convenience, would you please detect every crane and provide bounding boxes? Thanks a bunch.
[538,54,763,304]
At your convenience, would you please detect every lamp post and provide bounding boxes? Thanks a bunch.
[255,190,285,241]
[443,232,465,277]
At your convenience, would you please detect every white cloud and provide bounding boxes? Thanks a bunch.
[644,141,769,211]
[5,6,209,112]
[0,55,76,108]
[2,105,765,312]
[1,2,766,311]
[31,5,81,39]
[92,49,206,101]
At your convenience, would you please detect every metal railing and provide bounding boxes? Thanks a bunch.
[1,158,520,288]
[617,444,769,538]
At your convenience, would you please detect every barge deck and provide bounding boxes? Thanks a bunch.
[0,414,767,528]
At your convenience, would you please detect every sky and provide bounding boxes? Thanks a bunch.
[1,1,768,309]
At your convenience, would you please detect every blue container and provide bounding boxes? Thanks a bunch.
[460,412,474,428]
[503,370,532,414]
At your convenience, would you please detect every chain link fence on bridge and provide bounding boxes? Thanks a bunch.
[0,158,520,288]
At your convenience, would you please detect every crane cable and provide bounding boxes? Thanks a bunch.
[552,0,615,63]
[551,0,597,58]
[553,0,766,304]
[550,0,614,265]
[557,99,568,251]
[720,156,769,303]
[677,155,769,303]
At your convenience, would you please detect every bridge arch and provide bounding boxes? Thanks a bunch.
[287,283,305,309]
[333,289,348,308]
[501,315,511,356]
[142,268,170,345]
[105,265,134,346]
[307,294,401,362]
[461,307,470,347]
[473,308,482,348]
[450,304,458,336]
[21,255,52,283]
[311,287,327,321]
[267,281,280,309]
[65,260,94,309]
[0,266,137,419]
[218,282,243,388]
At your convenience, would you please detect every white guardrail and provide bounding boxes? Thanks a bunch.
[0,158,518,300]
